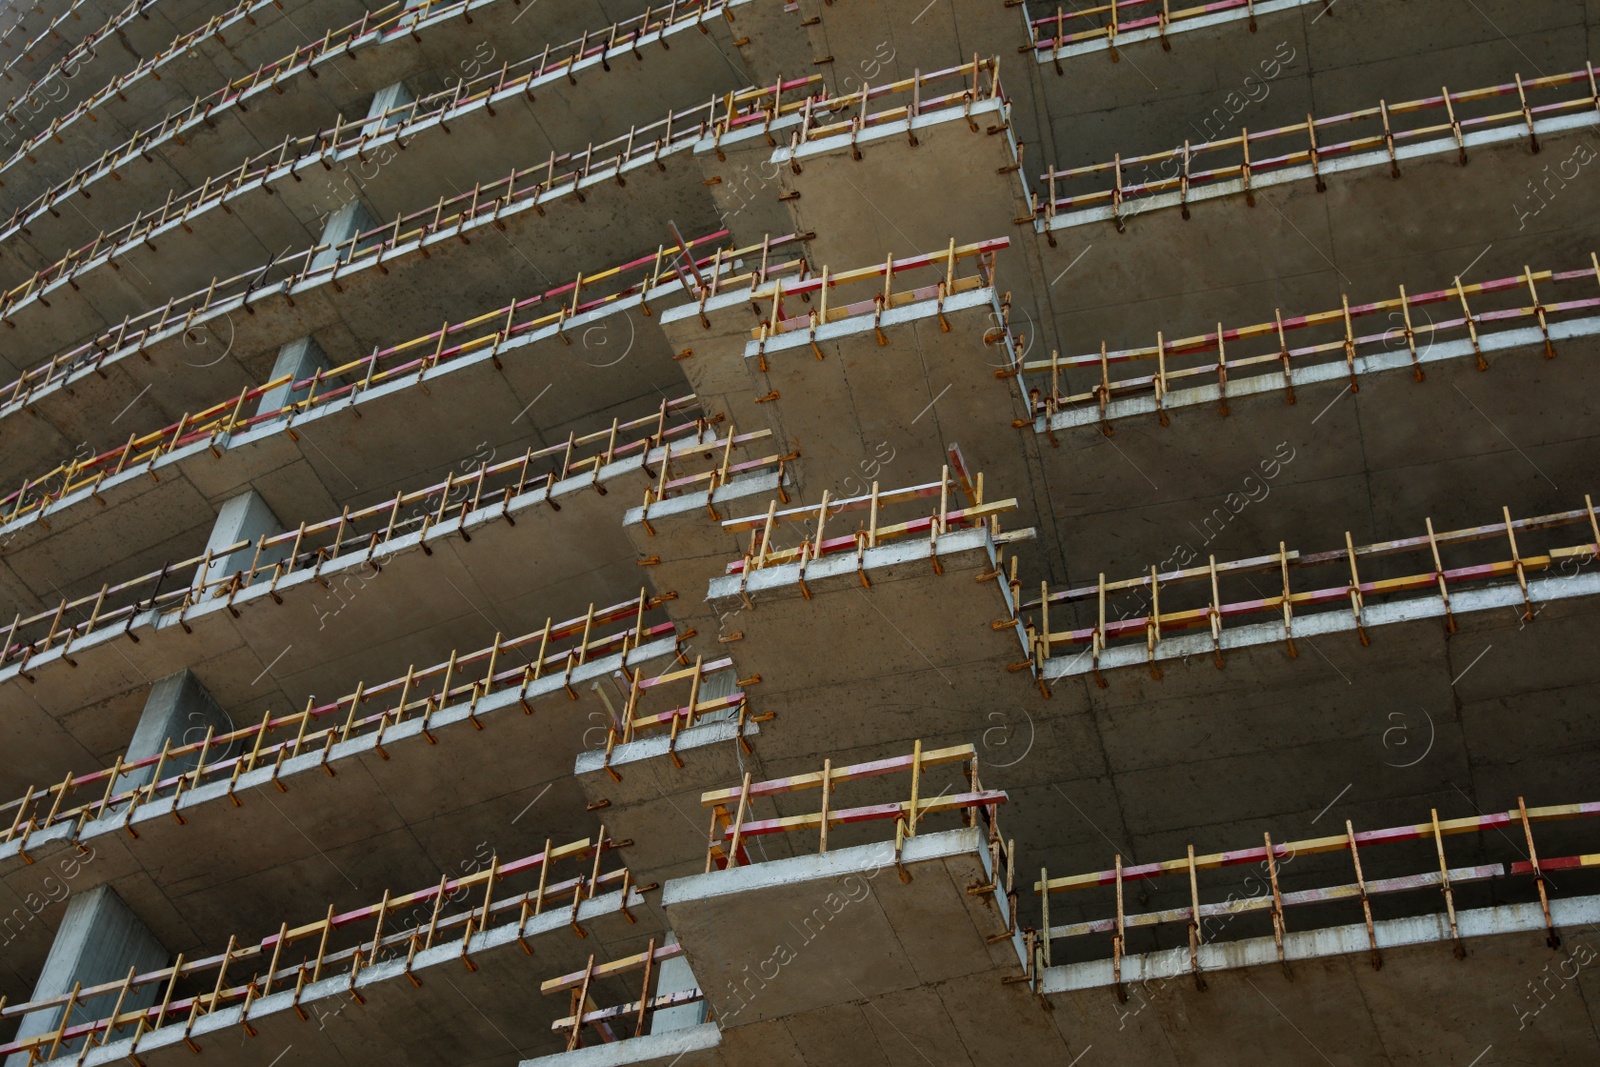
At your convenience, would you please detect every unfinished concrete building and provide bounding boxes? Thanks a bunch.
[0,0,1597,1062]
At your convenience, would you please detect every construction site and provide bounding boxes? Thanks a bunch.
[0,0,1597,1062]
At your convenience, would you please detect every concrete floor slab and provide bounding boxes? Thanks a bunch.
[1039,90,1600,356]
[1018,590,1600,912]
[9,13,752,305]
[1038,311,1600,438]
[0,0,767,272]
[692,92,1073,563]
[3,0,363,149]
[0,0,145,87]
[710,518,1024,684]
[717,0,1028,117]
[663,826,1022,1025]
[536,894,1600,1064]
[776,97,1030,285]
[0,0,371,244]
[2,222,786,496]
[0,0,365,206]
[658,280,781,438]
[598,509,1058,881]
[1027,347,1600,594]
[1042,537,1600,686]
[642,825,1078,1063]
[612,526,1055,885]
[745,291,1041,526]
[706,525,1029,743]
[0,0,349,163]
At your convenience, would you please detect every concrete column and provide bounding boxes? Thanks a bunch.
[196,489,289,592]
[3,887,167,1067]
[255,335,331,418]
[310,197,380,272]
[362,80,415,135]
[651,933,709,1033]
[114,670,237,794]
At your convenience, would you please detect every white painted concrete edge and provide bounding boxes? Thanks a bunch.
[1042,893,1600,994]
[1025,0,1313,62]
[1043,110,1600,233]
[518,1020,723,1066]
[623,470,787,526]
[573,715,758,777]
[1039,315,1600,433]
[705,525,1000,606]
[662,826,982,906]
[1043,569,1600,681]
[741,286,995,359]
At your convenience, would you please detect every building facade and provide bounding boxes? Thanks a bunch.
[0,0,1597,1063]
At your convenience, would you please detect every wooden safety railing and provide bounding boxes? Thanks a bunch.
[0,0,787,300]
[1021,0,1289,61]
[3,0,273,144]
[4,53,1005,339]
[0,0,141,93]
[541,940,701,1051]
[0,399,736,676]
[0,0,358,195]
[594,652,761,779]
[1,0,756,234]
[769,54,1004,154]
[1023,496,1600,682]
[634,420,798,523]
[0,591,680,854]
[0,835,640,1062]
[721,458,1020,583]
[0,229,805,526]
[1033,798,1597,993]
[4,52,1004,349]
[1038,65,1600,227]
[699,741,1011,886]
[745,237,1008,362]
[0,63,821,342]
[1024,255,1600,430]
